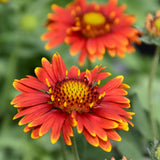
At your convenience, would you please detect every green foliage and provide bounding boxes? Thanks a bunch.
[138,26,160,46]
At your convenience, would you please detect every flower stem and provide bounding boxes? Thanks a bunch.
[60,135,67,160]
[148,46,159,139]
[71,136,80,160]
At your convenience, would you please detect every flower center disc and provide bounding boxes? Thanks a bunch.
[77,11,109,38]
[51,78,100,113]
[83,12,106,26]
[154,18,160,30]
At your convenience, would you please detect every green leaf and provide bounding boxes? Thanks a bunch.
[117,130,143,159]
[132,94,152,140]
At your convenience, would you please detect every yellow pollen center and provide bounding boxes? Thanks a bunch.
[83,12,106,26]
[50,78,103,113]
[154,18,160,30]
[62,80,88,99]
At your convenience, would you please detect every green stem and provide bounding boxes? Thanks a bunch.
[71,136,80,160]
[87,58,92,70]
[60,135,67,160]
[148,46,159,139]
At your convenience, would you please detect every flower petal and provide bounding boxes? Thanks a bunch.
[50,112,66,144]
[83,129,99,147]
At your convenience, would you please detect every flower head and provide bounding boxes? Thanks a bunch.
[41,0,141,65]
[146,10,160,36]
[11,53,134,152]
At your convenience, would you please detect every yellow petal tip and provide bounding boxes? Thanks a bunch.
[45,44,50,50]
[40,35,45,40]
[51,138,57,144]
[116,75,124,81]
[18,121,23,126]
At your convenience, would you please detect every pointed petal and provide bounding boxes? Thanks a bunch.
[13,104,51,120]
[83,129,99,147]
[31,126,41,139]
[68,66,79,78]
[102,95,130,104]
[28,109,55,127]
[18,105,52,126]
[41,57,57,83]
[86,38,97,55]
[98,75,124,93]
[39,112,58,136]
[78,49,87,66]
[77,113,96,137]
[45,36,64,50]
[106,130,121,141]
[50,112,66,144]
[52,53,67,81]
[12,92,50,108]
[70,39,85,56]
[35,67,54,86]
[99,138,112,152]
[90,65,111,83]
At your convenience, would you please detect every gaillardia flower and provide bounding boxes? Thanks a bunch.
[146,10,160,36]
[11,53,134,152]
[41,0,140,65]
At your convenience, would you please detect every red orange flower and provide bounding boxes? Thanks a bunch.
[146,10,160,36]
[11,53,134,152]
[41,0,141,65]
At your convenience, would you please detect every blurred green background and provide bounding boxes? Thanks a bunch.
[0,0,160,159]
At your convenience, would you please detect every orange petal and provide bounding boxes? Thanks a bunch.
[83,129,99,147]
[106,130,121,141]
[99,138,112,152]
[31,127,41,139]
[86,38,97,55]
[50,112,66,144]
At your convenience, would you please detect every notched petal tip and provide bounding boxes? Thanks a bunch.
[13,104,18,108]
[67,141,72,146]
[130,112,135,115]
[93,142,99,147]
[124,84,130,89]
[10,100,14,105]
[28,123,33,128]
[12,115,17,120]
[116,75,124,81]
[77,128,83,134]
[12,79,19,88]
[41,57,48,64]
[31,133,40,139]
[117,136,122,142]
[105,145,112,152]
[113,122,119,128]
[18,120,23,126]
[23,128,29,133]
[52,52,60,59]
[39,131,44,137]
[51,138,58,144]
[107,72,112,76]
[34,67,41,75]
